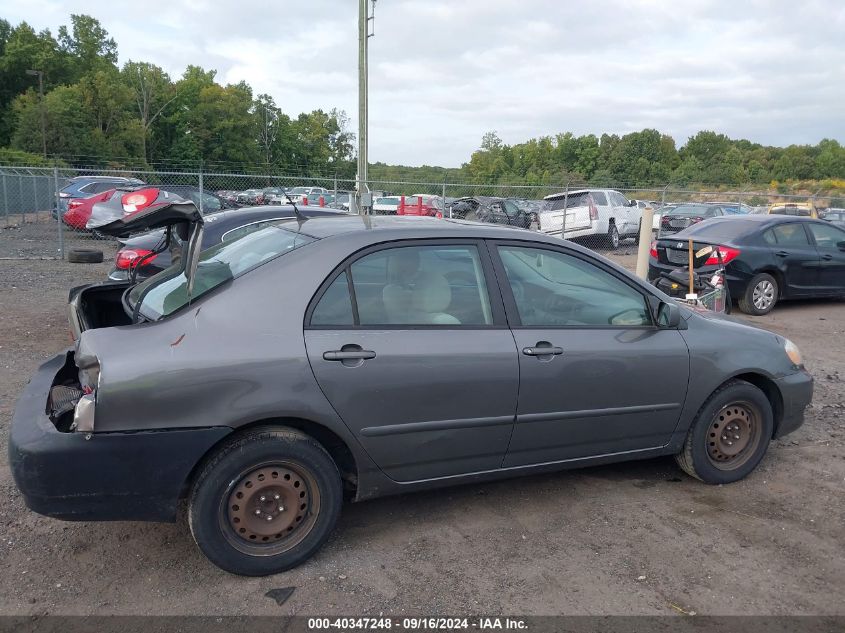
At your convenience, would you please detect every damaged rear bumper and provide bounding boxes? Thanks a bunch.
[9,352,232,522]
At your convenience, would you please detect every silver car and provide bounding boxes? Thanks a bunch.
[10,190,813,576]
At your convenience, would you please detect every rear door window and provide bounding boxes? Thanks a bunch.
[592,191,608,206]
[772,223,810,246]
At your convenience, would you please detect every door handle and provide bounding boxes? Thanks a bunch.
[821,254,833,261]
[323,350,376,361]
[775,251,789,257]
[522,343,564,357]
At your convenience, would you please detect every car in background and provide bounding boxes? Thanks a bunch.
[650,215,845,314]
[275,186,330,205]
[109,203,344,281]
[54,176,145,218]
[709,202,753,215]
[216,190,240,206]
[63,185,226,231]
[235,189,266,205]
[658,203,729,237]
[768,203,818,218]
[821,208,845,229]
[372,196,401,214]
[397,194,444,217]
[536,189,642,248]
[448,197,535,228]
[651,203,679,235]
[10,203,813,576]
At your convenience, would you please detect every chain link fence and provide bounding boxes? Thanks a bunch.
[0,164,834,269]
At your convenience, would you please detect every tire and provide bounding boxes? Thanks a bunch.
[675,380,773,484]
[188,427,342,576]
[738,272,778,315]
[605,223,620,249]
[67,248,104,263]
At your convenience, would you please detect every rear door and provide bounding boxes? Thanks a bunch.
[304,240,519,482]
[490,241,690,466]
[806,222,845,294]
[763,223,821,297]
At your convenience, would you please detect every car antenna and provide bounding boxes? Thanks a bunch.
[284,192,308,223]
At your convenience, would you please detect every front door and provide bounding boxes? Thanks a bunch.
[491,242,690,467]
[304,241,518,482]
[806,222,845,294]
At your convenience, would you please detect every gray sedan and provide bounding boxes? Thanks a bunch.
[9,192,813,576]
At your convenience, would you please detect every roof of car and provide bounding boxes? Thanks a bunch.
[292,214,537,241]
[544,189,618,200]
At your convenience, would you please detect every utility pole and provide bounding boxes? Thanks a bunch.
[26,69,47,158]
[357,0,375,215]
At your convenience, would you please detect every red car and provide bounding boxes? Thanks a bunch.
[62,190,115,230]
[397,194,444,218]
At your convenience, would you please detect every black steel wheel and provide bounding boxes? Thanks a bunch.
[189,427,342,576]
[675,380,773,484]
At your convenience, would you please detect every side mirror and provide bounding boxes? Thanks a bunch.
[657,302,681,328]
[629,199,638,207]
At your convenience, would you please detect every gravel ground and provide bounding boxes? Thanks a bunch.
[0,219,843,617]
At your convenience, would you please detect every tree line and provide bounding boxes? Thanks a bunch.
[0,15,355,176]
[1,13,844,193]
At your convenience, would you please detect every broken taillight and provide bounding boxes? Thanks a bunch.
[121,188,159,215]
[115,248,156,269]
[703,246,741,265]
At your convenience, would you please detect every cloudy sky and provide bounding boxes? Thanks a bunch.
[5,0,844,166]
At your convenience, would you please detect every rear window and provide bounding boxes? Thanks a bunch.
[770,206,812,216]
[680,218,760,240]
[669,204,717,217]
[548,192,594,211]
[128,223,315,321]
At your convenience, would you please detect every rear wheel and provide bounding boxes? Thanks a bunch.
[605,223,620,249]
[188,427,342,576]
[738,273,778,315]
[675,380,773,484]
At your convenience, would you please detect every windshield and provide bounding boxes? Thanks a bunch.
[376,197,399,205]
[127,223,316,321]
[289,187,309,195]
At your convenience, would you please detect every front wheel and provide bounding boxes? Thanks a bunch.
[188,427,342,576]
[675,380,773,484]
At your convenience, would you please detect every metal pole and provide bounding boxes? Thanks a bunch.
[2,173,7,224]
[32,175,38,216]
[443,181,448,218]
[561,178,570,237]
[38,72,46,158]
[198,167,204,215]
[19,174,24,224]
[55,166,63,258]
[357,0,370,215]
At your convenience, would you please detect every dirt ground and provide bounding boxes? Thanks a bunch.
[0,218,843,617]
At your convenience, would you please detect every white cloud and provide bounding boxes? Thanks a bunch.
[4,0,844,166]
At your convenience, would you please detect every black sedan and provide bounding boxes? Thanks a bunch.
[649,215,845,315]
[658,203,728,236]
[448,197,535,228]
[109,205,343,280]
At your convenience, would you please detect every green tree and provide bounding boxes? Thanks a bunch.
[57,14,117,77]
[121,61,175,162]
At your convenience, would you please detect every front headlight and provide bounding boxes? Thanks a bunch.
[784,338,803,367]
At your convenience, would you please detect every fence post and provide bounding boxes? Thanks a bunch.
[443,181,448,218]
[561,178,571,236]
[198,166,204,214]
[54,166,64,258]
[33,175,39,217]
[2,172,7,225]
[333,172,338,202]
[19,174,25,224]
